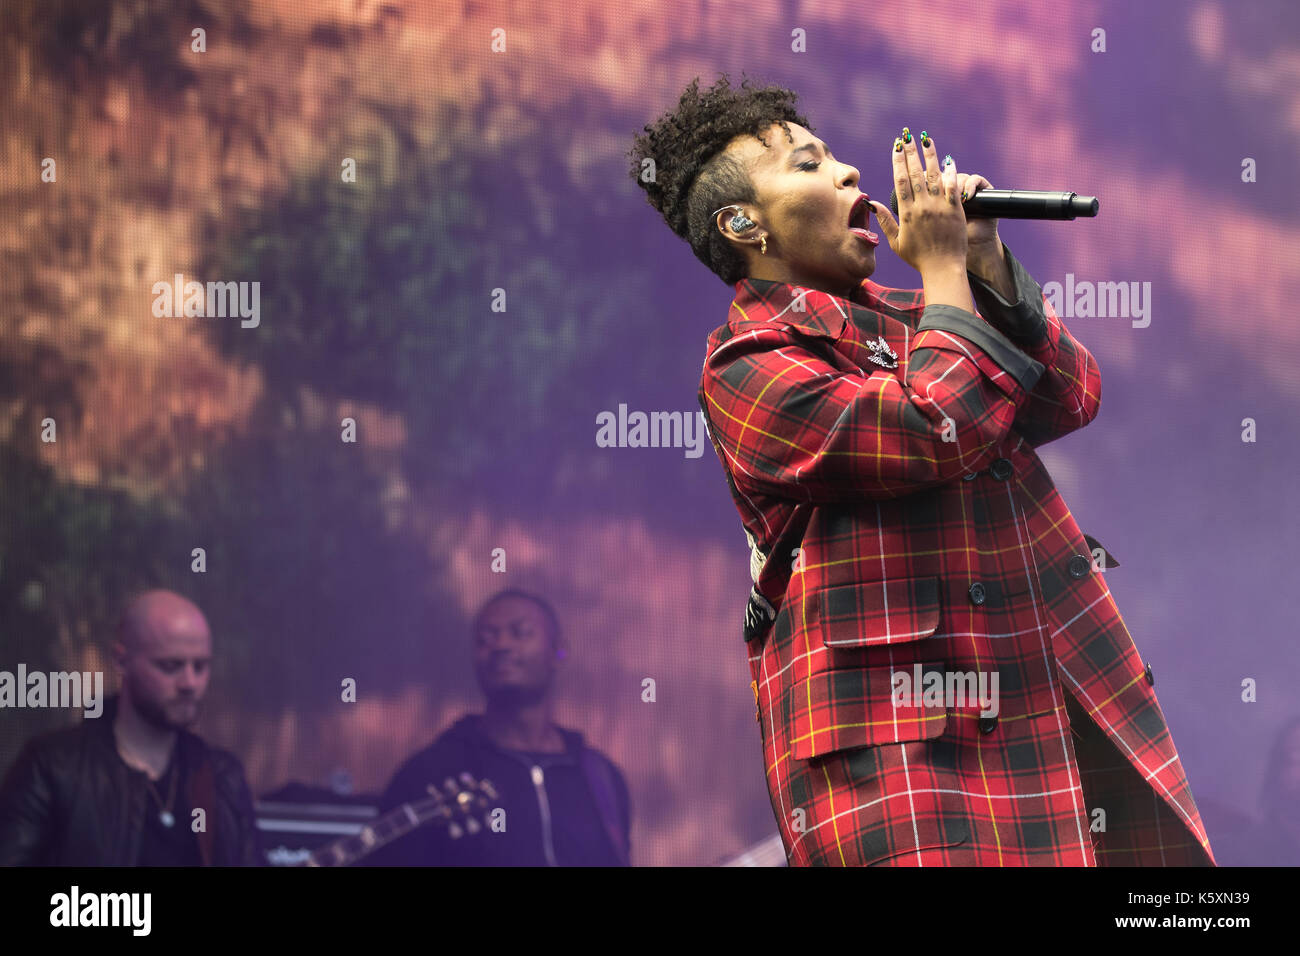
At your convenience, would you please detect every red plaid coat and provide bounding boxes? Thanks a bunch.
[698,241,1214,866]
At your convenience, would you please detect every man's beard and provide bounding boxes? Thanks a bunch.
[484,682,548,709]
[130,688,199,731]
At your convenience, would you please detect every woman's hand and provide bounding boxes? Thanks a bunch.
[868,129,968,273]
[954,171,1016,297]
[954,171,1001,254]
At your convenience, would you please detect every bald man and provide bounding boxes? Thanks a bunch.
[0,590,261,865]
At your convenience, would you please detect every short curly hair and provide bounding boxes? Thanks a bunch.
[629,74,811,286]
[473,588,561,651]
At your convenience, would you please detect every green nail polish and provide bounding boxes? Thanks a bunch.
[894,138,903,152]
[920,131,930,146]
[902,127,912,143]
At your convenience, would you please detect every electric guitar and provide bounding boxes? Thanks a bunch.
[299,773,497,867]
[298,771,784,867]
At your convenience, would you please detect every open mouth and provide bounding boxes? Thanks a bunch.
[847,194,879,245]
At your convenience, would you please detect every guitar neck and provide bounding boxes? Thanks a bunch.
[304,796,454,867]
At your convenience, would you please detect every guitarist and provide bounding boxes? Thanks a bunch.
[366,589,631,866]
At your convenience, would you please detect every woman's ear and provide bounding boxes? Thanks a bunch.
[716,205,757,238]
[728,210,759,234]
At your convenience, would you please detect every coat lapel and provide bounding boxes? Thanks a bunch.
[729,278,912,379]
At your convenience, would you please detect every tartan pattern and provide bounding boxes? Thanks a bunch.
[697,242,1214,866]
[1064,690,1211,865]
[791,663,948,760]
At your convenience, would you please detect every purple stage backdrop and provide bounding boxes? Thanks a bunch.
[1,0,1297,866]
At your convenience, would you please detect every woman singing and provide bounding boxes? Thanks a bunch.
[629,75,1213,866]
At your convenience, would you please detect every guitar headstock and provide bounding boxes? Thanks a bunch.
[424,772,499,840]
[303,772,498,866]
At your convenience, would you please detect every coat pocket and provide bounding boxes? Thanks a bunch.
[811,575,942,648]
[790,663,948,760]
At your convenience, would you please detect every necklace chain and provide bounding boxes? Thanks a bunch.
[141,760,178,825]
[115,727,179,827]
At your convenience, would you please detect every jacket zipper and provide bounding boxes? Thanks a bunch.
[528,765,558,866]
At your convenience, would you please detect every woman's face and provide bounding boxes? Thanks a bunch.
[720,122,878,297]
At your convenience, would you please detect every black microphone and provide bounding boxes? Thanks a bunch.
[887,188,1099,220]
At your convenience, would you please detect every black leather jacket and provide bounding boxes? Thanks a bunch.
[0,696,260,866]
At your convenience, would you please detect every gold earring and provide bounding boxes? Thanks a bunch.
[760,235,768,255]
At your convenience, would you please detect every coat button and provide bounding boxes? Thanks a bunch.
[978,716,998,735]
[968,582,986,605]
[989,458,1013,481]
[1144,661,1154,686]
[1068,554,1091,579]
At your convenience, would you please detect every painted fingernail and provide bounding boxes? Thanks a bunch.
[894,137,903,152]
[962,189,968,201]
[901,127,912,143]
[920,131,931,147]
[943,154,953,167]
